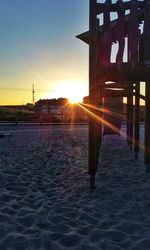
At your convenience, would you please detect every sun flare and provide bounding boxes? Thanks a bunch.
[68,96,82,104]
[53,80,87,104]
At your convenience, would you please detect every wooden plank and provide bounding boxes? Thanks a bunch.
[97,73,148,83]
[96,62,150,81]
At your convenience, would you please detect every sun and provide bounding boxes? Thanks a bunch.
[68,95,82,104]
[54,80,87,104]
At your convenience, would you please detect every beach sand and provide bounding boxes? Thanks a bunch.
[0,124,150,250]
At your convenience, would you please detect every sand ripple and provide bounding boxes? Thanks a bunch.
[0,125,150,249]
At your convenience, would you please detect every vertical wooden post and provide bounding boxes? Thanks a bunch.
[97,79,103,151]
[144,81,150,170]
[127,95,130,145]
[143,0,150,171]
[89,0,98,189]
[127,91,133,149]
[127,0,139,151]
[134,82,140,159]
[95,19,101,166]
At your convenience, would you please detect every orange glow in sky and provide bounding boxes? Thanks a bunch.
[0,0,89,105]
[48,80,87,104]
[0,1,146,105]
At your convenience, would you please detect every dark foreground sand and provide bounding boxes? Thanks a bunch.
[0,125,150,250]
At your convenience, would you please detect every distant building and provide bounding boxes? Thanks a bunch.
[35,98,68,122]
[35,98,88,122]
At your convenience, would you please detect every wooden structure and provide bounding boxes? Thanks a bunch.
[77,0,150,188]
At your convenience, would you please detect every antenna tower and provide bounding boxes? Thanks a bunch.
[32,83,35,105]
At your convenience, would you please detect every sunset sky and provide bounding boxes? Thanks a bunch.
[0,0,89,105]
[0,0,145,105]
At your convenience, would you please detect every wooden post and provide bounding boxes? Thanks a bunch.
[144,81,150,170]
[127,96,130,146]
[127,91,133,149]
[97,79,103,152]
[134,82,140,159]
[143,0,150,171]
[96,19,102,169]
[127,95,130,145]
[89,0,98,189]
[127,0,139,151]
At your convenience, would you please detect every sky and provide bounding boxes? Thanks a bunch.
[0,0,89,104]
[0,0,145,105]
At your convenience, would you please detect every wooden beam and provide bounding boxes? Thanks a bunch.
[97,74,149,83]
[138,94,145,101]
[96,62,150,82]
[104,82,134,89]
[103,89,130,97]
[96,1,144,15]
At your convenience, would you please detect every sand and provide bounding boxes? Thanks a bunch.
[0,124,150,250]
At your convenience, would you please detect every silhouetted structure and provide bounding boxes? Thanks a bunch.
[35,98,69,122]
[35,98,88,122]
[32,84,35,105]
[77,0,150,188]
